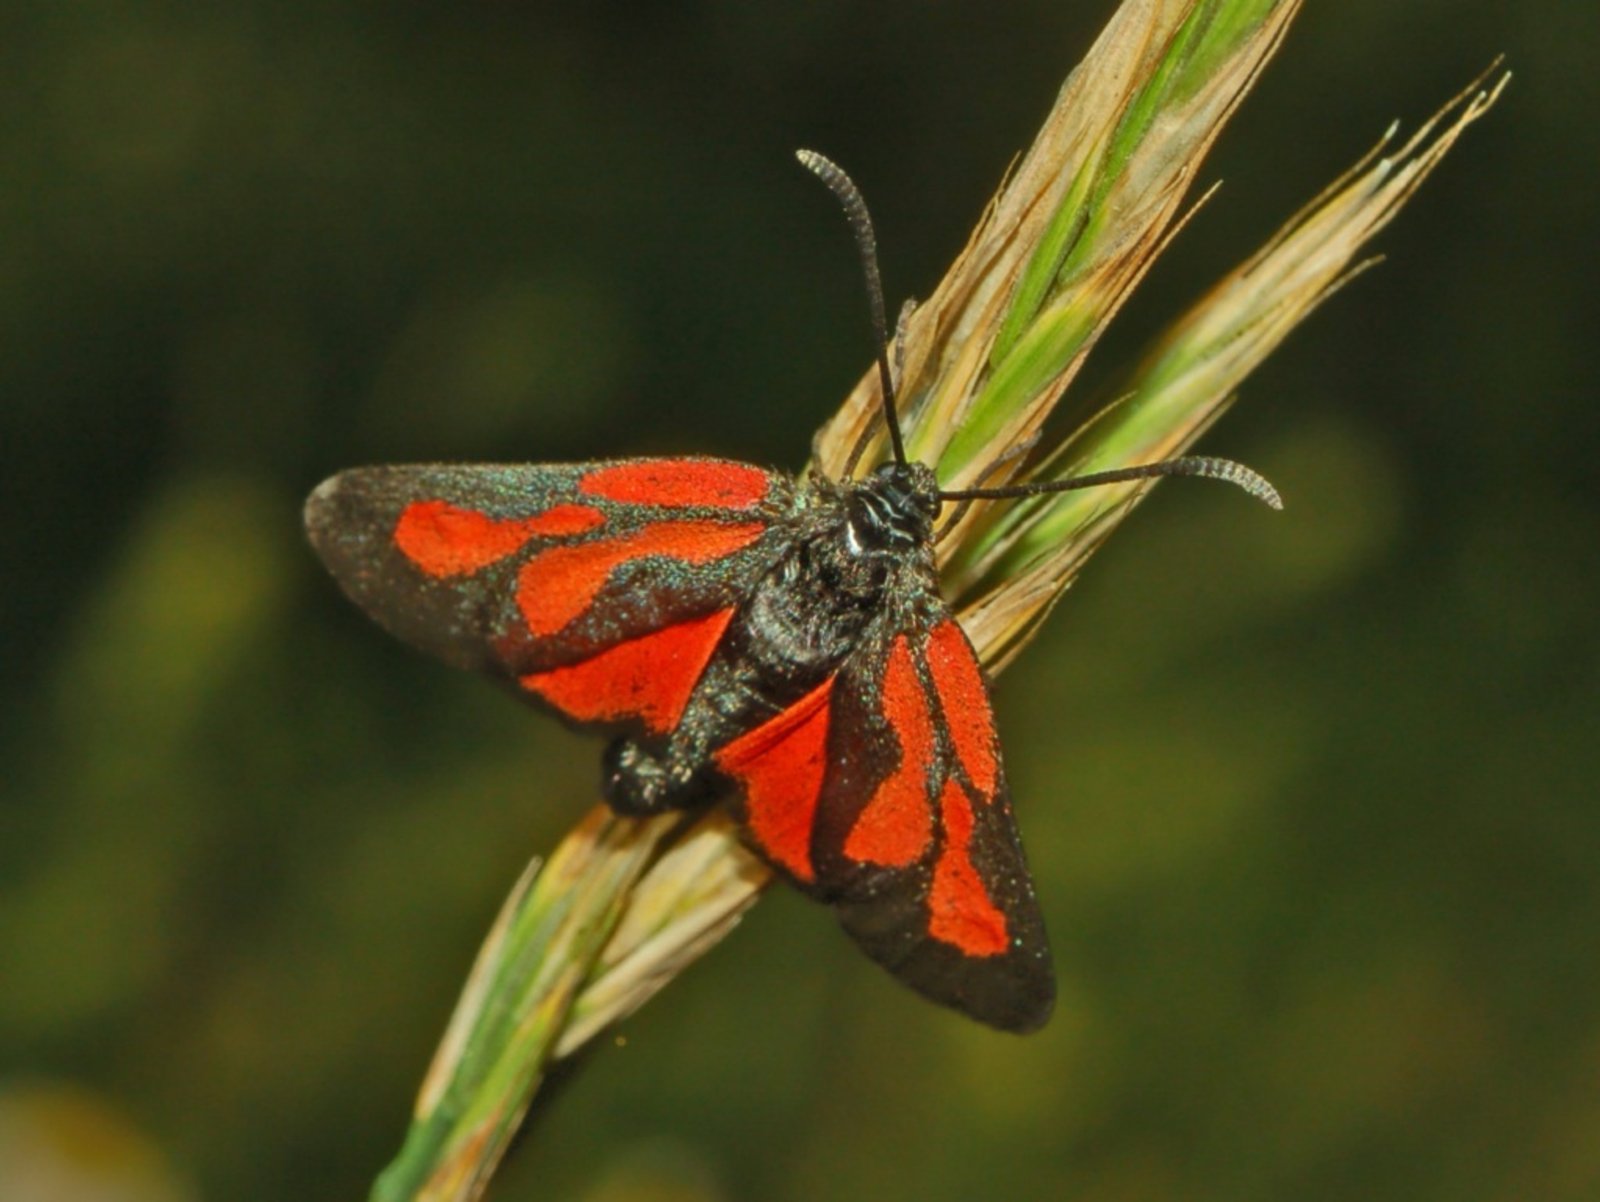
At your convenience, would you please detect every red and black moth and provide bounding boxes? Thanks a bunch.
[305,152,1280,1032]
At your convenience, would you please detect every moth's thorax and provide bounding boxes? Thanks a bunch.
[721,462,940,697]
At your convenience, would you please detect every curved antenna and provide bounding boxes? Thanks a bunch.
[938,455,1284,509]
[796,149,908,467]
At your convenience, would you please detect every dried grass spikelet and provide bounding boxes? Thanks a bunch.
[370,3,1506,1198]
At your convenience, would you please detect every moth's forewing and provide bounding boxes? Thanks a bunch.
[305,458,790,730]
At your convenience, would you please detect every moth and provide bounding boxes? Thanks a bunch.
[305,151,1278,1032]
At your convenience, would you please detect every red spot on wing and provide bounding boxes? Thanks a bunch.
[579,460,771,510]
[713,679,834,883]
[516,520,765,637]
[520,608,734,733]
[844,636,935,867]
[927,778,1010,957]
[395,500,604,578]
[926,620,999,799]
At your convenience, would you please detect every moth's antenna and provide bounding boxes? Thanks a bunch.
[934,431,1041,544]
[796,149,908,468]
[938,456,1284,509]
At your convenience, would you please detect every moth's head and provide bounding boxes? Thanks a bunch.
[848,461,940,551]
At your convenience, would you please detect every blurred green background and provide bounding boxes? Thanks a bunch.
[4,2,1597,1200]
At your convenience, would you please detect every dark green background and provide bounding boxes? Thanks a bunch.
[4,3,1597,1200]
